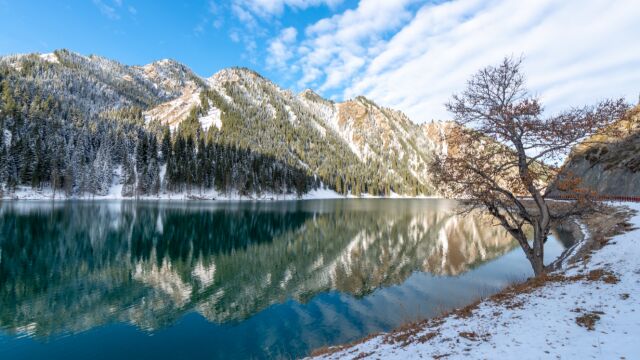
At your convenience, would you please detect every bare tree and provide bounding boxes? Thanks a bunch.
[431,57,629,276]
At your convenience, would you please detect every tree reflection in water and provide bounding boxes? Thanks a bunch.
[0,200,566,344]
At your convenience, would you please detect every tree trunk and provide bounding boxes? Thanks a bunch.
[529,249,545,276]
[529,228,546,276]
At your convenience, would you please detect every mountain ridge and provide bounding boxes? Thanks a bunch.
[0,49,451,198]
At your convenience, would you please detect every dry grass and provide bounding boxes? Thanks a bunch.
[309,333,380,358]
[383,319,435,346]
[432,354,451,359]
[575,310,605,331]
[352,351,374,359]
[586,269,620,284]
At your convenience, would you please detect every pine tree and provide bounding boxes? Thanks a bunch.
[1,80,17,118]
[160,127,171,165]
[146,134,160,195]
[50,140,64,198]
[335,175,343,195]
[195,136,206,193]
[93,138,113,196]
[135,131,148,196]
[121,155,136,197]
[0,126,5,194]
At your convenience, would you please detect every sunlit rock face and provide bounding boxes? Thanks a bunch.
[0,201,520,336]
[550,105,640,197]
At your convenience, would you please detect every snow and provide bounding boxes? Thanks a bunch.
[561,220,590,268]
[2,129,10,145]
[311,203,640,359]
[38,53,59,64]
[199,106,222,131]
[0,184,438,201]
[0,184,344,201]
[285,105,298,124]
[107,166,124,198]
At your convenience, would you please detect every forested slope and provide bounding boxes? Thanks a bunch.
[0,50,451,198]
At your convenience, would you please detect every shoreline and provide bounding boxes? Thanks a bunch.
[0,186,439,202]
[309,202,638,359]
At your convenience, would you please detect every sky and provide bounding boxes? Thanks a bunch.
[0,0,639,122]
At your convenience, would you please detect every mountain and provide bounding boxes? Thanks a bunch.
[148,66,443,195]
[550,105,640,197]
[0,50,449,198]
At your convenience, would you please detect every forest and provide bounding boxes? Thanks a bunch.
[0,50,432,198]
[0,54,315,197]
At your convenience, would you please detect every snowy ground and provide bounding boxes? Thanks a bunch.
[0,185,434,201]
[311,203,640,359]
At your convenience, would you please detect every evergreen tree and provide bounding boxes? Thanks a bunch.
[135,131,148,196]
[146,134,160,195]
[121,156,136,197]
[0,125,5,193]
[93,138,113,196]
[160,127,171,165]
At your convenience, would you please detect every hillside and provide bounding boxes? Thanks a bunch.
[550,105,640,197]
[0,50,450,199]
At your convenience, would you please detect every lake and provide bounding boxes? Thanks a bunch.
[0,199,573,359]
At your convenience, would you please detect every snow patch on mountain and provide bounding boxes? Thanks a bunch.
[199,106,222,131]
[38,53,59,64]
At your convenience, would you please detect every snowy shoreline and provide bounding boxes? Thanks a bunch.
[310,203,640,359]
[0,186,438,201]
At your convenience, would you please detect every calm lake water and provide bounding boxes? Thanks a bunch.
[0,199,573,359]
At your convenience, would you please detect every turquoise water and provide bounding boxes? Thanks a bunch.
[0,199,571,359]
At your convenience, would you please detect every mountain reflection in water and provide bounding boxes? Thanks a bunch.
[0,199,571,359]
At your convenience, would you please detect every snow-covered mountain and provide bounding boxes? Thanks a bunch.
[0,50,452,198]
[145,65,450,196]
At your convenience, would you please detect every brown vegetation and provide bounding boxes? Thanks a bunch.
[575,311,604,331]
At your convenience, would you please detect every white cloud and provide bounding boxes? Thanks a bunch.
[267,27,298,70]
[93,0,137,20]
[208,1,224,29]
[287,0,419,90]
[229,30,241,43]
[235,0,344,19]
[275,0,640,122]
[92,0,120,20]
[231,0,344,67]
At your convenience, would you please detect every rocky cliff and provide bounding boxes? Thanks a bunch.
[551,105,640,197]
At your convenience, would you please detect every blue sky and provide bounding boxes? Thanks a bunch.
[0,1,355,77]
[1,0,639,122]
